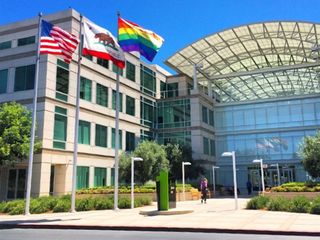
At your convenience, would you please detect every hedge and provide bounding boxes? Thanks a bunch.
[246,195,320,215]
[0,195,152,215]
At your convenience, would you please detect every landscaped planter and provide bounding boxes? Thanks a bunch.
[77,190,202,202]
[264,191,320,199]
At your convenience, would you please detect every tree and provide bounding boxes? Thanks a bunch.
[299,131,320,179]
[165,143,204,181]
[119,141,169,184]
[0,102,41,166]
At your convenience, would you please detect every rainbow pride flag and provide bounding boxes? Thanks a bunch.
[118,17,164,62]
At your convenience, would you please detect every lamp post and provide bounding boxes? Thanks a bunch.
[253,159,265,193]
[212,165,220,196]
[270,163,280,186]
[221,151,238,210]
[131,157,143,209]
[182,162,191,201]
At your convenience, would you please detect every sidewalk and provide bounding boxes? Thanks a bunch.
[1,197,320,236]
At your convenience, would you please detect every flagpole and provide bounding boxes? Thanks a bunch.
[71,14,83,213]
[25,12,42,215]
[114,11,121,211]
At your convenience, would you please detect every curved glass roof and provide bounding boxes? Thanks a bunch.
[166,21,320,102]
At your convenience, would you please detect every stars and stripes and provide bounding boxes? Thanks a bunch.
[40,20,79,63]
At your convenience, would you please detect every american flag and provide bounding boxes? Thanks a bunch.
[40,20,79,64]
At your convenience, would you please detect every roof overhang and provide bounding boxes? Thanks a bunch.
[166,21,320,102]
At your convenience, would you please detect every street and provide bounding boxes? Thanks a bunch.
[0,229,318,240]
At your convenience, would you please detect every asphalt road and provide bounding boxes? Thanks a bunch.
[0,229,318,240]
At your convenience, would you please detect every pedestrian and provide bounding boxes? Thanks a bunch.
[200,177,208,204]
[246,180,252,195]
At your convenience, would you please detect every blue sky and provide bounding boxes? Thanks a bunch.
[1,0,320,73]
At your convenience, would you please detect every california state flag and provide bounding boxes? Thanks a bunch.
[83,21,125,69]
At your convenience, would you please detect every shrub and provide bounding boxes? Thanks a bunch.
[118,197,131,209]
[0,201,6,212]
[94,198,113,210]
[30,199,50,214]
[246,195,270,210]
[267,197,290,212]
[310,203,320,214]
[2,200,25,213]
[8,202,25,215]
[134,196,152,207]
[289,196,310,213]
[76,198,95,211]
[53,199,70,213]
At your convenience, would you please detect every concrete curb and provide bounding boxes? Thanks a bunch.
[0,224,320,236]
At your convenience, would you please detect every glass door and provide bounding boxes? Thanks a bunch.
[250,169,261,192]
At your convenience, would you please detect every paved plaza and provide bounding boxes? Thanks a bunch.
[1,198,320,236]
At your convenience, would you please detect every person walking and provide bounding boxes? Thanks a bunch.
[246,180,252,195]
[200,178,208,204]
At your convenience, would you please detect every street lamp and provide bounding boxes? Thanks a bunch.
[131,157,143,209]
[253,159,265,193]
[182,162,191,201]
[221,151,238,210]
[212,165,220,196]
[270,163,280,186]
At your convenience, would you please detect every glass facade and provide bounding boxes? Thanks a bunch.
[0,41,11,50]
[96,83,108,107]
[17,36,35,46]
[140,97,156,127]
[215,96,320,189]
[125,131,135,151]
[14,65,35,91]
[112,128,122,149]
[0,69,8,94]
[53,106,67,149]
[78,120,91,145]
[140,64,156,97]
[112,90,123,112]
[158,131,191,146]
[126,95,135,116]
[95,124,107,148]
[126,61,136,82]
[80,77,92,101]
[158,99,190,128]
[56,60,69,102]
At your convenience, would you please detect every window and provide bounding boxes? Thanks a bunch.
[95,124,107,147]
[0,41,11,50]
[77,166,89,189]
[14,65,35,91]
[140,97,155,127]
[97,58,109,68]
[80,77,92,101]
[94,167,106,187]
[210,139,215,156]
[112,128,122,149]
[140,130,154,142]
[203,137,209,155]
[112,90,123,112]
[209,110,214,127]
[167,83,179,97]
[96,84,108,107]
[17,36,35,46]
[140,64,156,96]
[112,64,123,76]
[126,131,135,151]
[126,61,135,81]
[53,106,67,149]
[126,95,135,116]
[160,81,166,98]
[83,55,93,60]
[0,69,8,94]
[202,106,208,124]
[78,120,91,145]
[56,60,69,101]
